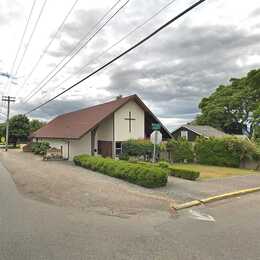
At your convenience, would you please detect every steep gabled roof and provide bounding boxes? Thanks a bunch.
[32,94,171,139]
[172,124,227,138]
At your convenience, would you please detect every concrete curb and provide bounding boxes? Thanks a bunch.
[171,200,201,210]
[172,187,260,210]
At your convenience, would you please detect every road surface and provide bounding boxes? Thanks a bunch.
[0,162,260,260]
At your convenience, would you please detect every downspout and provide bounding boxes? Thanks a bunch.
[112,112,115,158]
[67,140,70,160]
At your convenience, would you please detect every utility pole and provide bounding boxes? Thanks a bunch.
[2,96,15,151]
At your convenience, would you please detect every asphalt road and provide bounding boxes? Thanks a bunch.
[1,162,260,260]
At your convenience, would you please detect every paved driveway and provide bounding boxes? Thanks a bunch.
[0,150,170,216]
[1,161,260,260]
[158,173,260,203]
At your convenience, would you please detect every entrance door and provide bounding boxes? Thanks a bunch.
[98,141,112,157]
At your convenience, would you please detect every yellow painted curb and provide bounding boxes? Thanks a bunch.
[200,187,260,204]
[172,200,201,210]
[172,187,260,211]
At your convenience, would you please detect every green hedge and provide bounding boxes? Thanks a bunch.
[73,155,168,188]
[122,139,159,159]
[166,138,194,163]
[31,142,50,155]
[168,167,200,181]
[139,161,200,181]
[194,137,258,167]
[157,161,200,180]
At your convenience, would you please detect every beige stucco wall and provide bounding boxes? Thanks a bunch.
[96,115,113,141]
[114,100,145,141]
[34,133,91,160]
[69,132,91,159]
[34,138,69,159]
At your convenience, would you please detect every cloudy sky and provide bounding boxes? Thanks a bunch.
[0,0,259,130]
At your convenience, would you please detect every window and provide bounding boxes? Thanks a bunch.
[115,142,122,156]
[180,130,188,140]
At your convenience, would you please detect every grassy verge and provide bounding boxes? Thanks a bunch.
[172,163,260,180]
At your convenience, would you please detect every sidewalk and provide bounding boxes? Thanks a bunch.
[157,174,260,203]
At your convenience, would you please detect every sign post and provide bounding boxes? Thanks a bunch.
[150,130,162,163]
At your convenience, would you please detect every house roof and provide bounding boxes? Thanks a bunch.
[172,124,227,138]
[32,94,171,139]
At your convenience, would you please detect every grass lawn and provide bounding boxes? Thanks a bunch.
[172,163,260,180]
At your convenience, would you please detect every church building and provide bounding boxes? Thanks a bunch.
[32,94,172,160]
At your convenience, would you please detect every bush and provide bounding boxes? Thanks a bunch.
[137,161,199,181]
[118,153,129,161]
[73,155,168,188]
[168,167,200,181]
[166,138,194,163]
[31,141,50,155]
[122,139,159,160]
[158,161,170,169]
[194,136,258,167]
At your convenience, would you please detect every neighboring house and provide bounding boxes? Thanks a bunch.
[171,125,227,141]
[31,94,172,160]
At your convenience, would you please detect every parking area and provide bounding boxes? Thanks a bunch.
[0,149,171,217]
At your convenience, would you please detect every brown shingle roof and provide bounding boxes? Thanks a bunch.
[32,94,172,139]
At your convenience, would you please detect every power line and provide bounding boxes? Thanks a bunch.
[7,0,37,86]
[14,0,48,77]
[41,0,178,99]
[19,0,80,95]
[1,0,37,111]
[22,0,127,103]
[25,0,207,115]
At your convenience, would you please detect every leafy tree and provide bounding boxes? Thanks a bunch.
[197,68,260,137]
[29,119,45,133]
[0,123,6,140]
[252,105,260,139]
[9,114,30,146]
[166,138,194,163]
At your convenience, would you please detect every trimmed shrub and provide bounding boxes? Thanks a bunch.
[158,161,170,169]
[31,141,50,155]
[118,153,129,161]
[194,136,258,167]
[168,167,200,181]
[73,155,168,188]
[137,161,200,181]
[166,138,194,163]
[122,139,159,160]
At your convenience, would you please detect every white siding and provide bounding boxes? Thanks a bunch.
[96,115,113,141]
[114,100,145,141]
[69,132,91,159]
[35,134,91,160]
[37,139,69,159]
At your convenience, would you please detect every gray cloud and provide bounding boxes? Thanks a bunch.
[24,2,260,131]
[14,95,111,121]
[251,7,260,17]
[0,0,22,26]
[101,24,260,126]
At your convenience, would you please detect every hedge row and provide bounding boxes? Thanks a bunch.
[121,139,159,160]
[168,167,200,181]
[138,161,200,181]
[73,155,168,188]
[194,137,258,167]
[166,138,194,163]
[157,162,200,181]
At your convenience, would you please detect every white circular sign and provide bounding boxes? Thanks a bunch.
[150,130,162,145]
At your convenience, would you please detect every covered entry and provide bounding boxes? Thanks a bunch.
[98,141,112,157]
